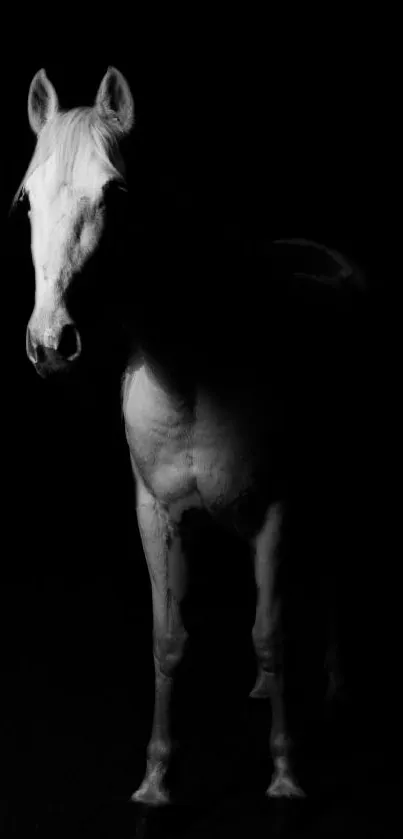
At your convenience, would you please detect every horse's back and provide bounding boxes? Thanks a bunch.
[124,232,364,404]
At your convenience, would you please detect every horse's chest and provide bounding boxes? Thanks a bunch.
[123,366,275,509]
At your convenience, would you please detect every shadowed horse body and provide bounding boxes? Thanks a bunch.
[15,67,364,810]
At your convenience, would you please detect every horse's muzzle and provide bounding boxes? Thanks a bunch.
[26,324,82,376]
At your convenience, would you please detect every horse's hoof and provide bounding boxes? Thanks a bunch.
[267,772,306,799]
[131,781,170,807]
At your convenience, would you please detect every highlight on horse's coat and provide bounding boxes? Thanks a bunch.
[18,67,134,376]
[18,67,363,814]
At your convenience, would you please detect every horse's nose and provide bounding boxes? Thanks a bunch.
[57,323,82,361]
[26,323,82,370]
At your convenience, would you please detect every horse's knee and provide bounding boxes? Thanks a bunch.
[154,630,188,675]
[252,628,271,660]
[252,625,282,670]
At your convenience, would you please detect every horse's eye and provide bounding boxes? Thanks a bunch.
[102,180,128,204]
[18,190,30,214]
[10,189,31,222]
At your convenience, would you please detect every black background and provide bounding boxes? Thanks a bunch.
[1,38,396,838]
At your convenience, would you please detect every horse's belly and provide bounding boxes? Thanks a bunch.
[126,422,253,502]
[123,363,278,511]
[191,423,258,506]
[125,416,273,515]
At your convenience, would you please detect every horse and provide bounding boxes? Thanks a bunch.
[15,66,364,813]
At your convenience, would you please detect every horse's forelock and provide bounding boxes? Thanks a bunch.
[12,106,124,210]
[46,108,124,186]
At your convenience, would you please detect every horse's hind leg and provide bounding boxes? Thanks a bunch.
[130,475,188,807]
[250,501,305,798]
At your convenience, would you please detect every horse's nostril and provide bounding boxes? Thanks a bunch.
[58,324,81,361]
[26,327,37,363]
[36,344,47,363]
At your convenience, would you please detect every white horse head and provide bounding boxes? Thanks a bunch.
[19,66,134,375]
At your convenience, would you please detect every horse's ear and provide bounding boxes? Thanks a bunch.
[95,67,134,136]
[28,69,58,135]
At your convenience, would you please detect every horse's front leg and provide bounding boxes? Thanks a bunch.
[250,501,305,799]
[130,476,188,807]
